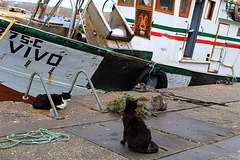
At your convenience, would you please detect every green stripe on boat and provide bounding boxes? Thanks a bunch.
[126,18,240,43]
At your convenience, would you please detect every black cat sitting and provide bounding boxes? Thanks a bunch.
[33,92,71,110]
[121,98,158,153]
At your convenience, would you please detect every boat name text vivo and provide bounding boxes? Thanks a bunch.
[0,27,63,67]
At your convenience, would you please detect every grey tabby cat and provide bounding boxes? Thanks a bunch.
[151,95,167,111]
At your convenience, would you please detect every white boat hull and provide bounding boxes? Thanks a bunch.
[0,24,103,97]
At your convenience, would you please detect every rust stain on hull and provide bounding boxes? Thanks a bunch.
[48,73,53,84]
[0,84,35,104]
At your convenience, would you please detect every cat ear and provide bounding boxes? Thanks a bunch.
[134,99,138,102]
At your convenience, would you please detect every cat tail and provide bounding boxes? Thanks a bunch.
[147,141,158,153]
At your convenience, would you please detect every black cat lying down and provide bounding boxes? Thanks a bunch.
[33,92,71,110]
[121,98,158,153]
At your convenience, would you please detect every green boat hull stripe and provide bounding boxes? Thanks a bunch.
[1,19,239,81]
[0,20,108,57]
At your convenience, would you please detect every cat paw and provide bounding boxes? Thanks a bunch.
[120,140,125,144]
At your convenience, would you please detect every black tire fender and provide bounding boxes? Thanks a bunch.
[136,66,168,89]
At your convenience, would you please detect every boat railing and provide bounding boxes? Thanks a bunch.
[22,72,64,120]
[85,0,134,49]
[22,70,105,120]
[102,0,134,41]
[68,70,104,112]
[176,20,189,50]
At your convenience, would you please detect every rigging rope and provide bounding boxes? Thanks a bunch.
[39,0,64,29]
[148,62,156,83]
[0,128,70,149]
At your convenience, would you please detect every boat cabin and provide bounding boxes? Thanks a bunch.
[111,0,240,78]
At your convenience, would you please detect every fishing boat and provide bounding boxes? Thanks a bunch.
[102,0,240,87]
[0,0,155,102]
[85,0,240,87]
[0,0,239,102]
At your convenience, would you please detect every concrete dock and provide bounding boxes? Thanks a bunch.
[1,83,240,160]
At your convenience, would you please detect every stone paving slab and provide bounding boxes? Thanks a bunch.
[165,100,200,112]
[73,83,240,113]
[1,83,240,159]
[0,113,118,137]
[0,129,127,160]
[176,102,240,131]
[162,83,240,104]
[147,112,237,144]
[64,120,199,160]
[161,135,240,160]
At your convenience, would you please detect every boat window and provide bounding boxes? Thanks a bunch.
[118,0,134,7]
[238,28,240,36]
[155,0,175,15]
[136,0,154,10]
[205,0,216,20]
[179,0,192,18]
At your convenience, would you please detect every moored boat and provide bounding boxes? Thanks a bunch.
[0,0,239,102]
[112,0,240,85]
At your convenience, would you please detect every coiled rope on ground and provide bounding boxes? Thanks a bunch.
[0,128,70,149]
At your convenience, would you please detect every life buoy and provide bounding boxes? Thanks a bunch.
[136,66,168,89]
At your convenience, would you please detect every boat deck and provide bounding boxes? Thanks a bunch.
[0,9,30,20]
[0,83,240,159]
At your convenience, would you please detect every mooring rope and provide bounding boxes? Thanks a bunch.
[0,128,70,149]
[148,62,156,83]
[154,90,227,107]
